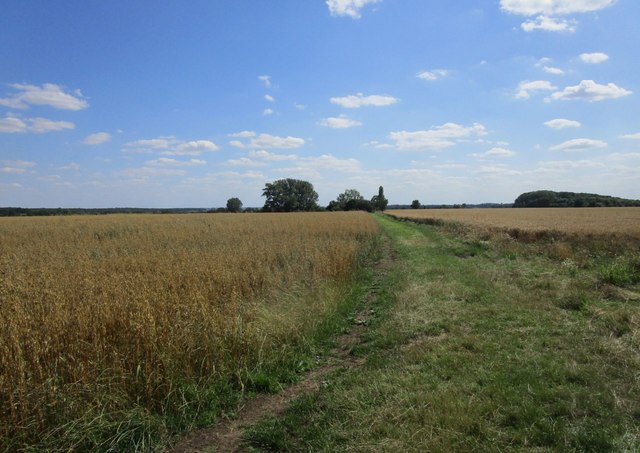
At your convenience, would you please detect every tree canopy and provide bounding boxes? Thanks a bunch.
[262,178,320,212]
[327,189,373,212]
[226,197,243,213]
[514,190,640,208]
[371,186,388,211]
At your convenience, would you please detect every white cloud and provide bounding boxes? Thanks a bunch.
[302,154,361,172]
[263,108,274,116]
[229,130,256,138]
[326,0,380,19]
[249,150,299,161]
[1,160,36,174]
[500,0,616,16]
[61,162,80,170]
[258,75,271,87]
[550,138,608,151]
[521,15,576,32]
[580,52,609,64]
[230,133,305,149]
[0,114,75,133]
[115,167,188,179]
[549,80,632,102]
[318,115,362,129]
[125,137,176,150]
[146,157,206,167]
[274,154,361,179]
[389,122,487,151]
[165,140,219,156]
[224,157,266,167]
[515,80,557,99]
[544,118,582,129]
[362,140,394,149]
[621,133,640,139]
[264,94,275,102]
[0,83,89,110]
[330,92,399,108]
[124,137,218,156]
[417,69,449,81]
[82,132,111,145]
[536,160,604,171]
[543,66,565,75]
[472,147,516,158]
[476,165,522,176]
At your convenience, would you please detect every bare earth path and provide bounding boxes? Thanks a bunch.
[169,236,395,453]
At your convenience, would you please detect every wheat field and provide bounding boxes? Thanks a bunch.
[387,207,640,237]
[0,212,378,449]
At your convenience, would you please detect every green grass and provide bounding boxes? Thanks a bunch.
[245,215,640,452]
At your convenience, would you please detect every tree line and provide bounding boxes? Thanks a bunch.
[514,190,640,208]
[258,178,388,213]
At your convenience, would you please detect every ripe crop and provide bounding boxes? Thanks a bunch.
[0,212,378,449]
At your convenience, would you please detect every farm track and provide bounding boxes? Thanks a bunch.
[169,234,396,453]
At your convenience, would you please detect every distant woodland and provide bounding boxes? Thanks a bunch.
[514,190,640,208]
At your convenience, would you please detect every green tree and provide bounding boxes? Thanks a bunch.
[371,186,388,211]
[411,199,421,209]
[262,178,319,212]
[226,197,243,213]
[327,189,371,211]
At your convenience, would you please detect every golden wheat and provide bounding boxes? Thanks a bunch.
[0,212,378,447]
[387,208,640,237]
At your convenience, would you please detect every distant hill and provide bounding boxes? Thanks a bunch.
[514,190,640,208]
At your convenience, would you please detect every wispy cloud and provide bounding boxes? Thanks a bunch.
[123,137,219,155]
[501,0,616,33]
[580,52,609,64]
[549,80,632,102]
[521,16,576,32]
[330,93,399,108]
[471,147,516,158]
[229,132,305,149]
[417,69,449,81]
[550,138,608,151]
[500,0,616,16]
[318,115,362,129]
[0,114,75,133]
[83,132,111,145]
[258,75,271,87]
[1,160,36,174]
[326,0,381,19]
[544,118,581,129]
[515,80,557,100]
[0,83,89,110]
[389,122,487,151]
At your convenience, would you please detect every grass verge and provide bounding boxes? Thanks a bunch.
[245,214,640,452]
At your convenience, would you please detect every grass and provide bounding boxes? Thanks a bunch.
[245,214,640,452]
[0,212,379,451]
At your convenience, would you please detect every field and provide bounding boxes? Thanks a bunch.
[243,214,640,452]
[387,207,640,237]
[2,209,640,451]
[0,212,378,451]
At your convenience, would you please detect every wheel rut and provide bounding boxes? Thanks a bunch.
[168,235,394,453]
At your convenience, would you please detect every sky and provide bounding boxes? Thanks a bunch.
[1,0,639,208]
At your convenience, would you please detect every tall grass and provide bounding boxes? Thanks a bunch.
[0,212,378,451]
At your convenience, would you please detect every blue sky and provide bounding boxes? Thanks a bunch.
[1,0,639,208]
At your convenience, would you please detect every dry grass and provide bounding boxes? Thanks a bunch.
[387,207,640,236]
[0,212,378,450]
